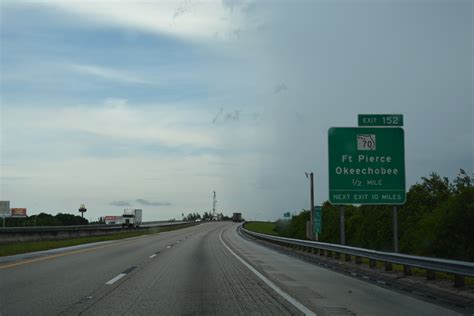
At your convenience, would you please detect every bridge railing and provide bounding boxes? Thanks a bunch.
[241,226,474,287]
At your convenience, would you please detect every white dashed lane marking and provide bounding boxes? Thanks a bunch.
[105,266,136,285]
[105,273,126,285]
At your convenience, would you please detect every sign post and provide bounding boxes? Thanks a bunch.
[393,206,399,252]
[340,206,345,245]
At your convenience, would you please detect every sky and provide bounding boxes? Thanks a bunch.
[0,0,472,222]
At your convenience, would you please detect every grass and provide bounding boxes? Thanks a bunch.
[0,223,197,257]
[244,221,279,236]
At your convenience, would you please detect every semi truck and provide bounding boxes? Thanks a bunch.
[232,212,242,222]
[122,209,143,228]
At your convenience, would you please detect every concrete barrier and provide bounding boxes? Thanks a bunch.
[0,222,195,244]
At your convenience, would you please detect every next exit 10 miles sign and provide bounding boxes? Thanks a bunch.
[328,127,406,205]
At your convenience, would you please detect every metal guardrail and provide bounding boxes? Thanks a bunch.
[0,221,198,244]
[241,226,474,287]
[0,221,194,233]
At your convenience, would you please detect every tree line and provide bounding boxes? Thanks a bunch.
[182,212,231,221]
[2,212,89,227]
[274,169,474,261]
[2,210,235,227]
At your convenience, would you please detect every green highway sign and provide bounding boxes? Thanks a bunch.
[328,127,406,205]
[284,212,291,218]
[358,114,403,127]
[313,206,322,234]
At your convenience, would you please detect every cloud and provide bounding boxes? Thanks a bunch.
[273,83,288,94]
[110,199,171,207]
[212,108,241,124]
[212,108,224,124]
[135,199,171,206]
[68,63,152,84]
[0,176,30,181]
[109,200,131,207]
[173,1,196,19]
[10,99,217,149]
[22,1,253,42]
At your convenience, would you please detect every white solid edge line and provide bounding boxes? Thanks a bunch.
[219,230,316,316]
[105,273,127,285]
[149,254,157,258]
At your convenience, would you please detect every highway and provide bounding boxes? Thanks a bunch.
[0,222,463,315]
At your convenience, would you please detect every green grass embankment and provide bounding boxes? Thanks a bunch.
[0,223,197,257]
[244,221,279,236]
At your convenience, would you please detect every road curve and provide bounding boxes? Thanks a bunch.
[0,222,462,315]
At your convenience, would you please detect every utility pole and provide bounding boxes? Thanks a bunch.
[212,191,217,218]
[305,172,315,241]
[310,172,315,241]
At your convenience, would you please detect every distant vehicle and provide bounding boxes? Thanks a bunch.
[195,218,201,222]
[122,209,142,228]
[232,212,242,222]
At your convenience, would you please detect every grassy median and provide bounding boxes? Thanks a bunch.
[0,223,197,257]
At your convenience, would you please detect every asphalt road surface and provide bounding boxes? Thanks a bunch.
[0,222,463,315]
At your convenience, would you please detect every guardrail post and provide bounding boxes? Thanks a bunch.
[327,250,332,258]
[344,254,351,262]
[319,249,325,256]
[454,274,465,287]
[426,269,436,280]
[369,258,377,268]
[384,262,393,271]
[403,265,412,276]
[335,252,341,260]
[355,256,362,264]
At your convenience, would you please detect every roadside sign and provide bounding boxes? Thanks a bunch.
[0,201,10,217]
[328,127,406,205]
[11,208,27,217]
[283,212,291,218]
[358,114,403,127]
[313,206,322,234]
